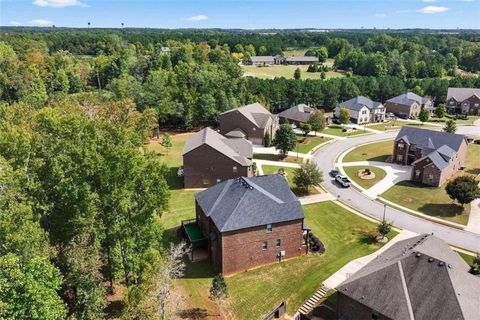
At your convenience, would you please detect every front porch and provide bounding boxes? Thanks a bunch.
[181,219,208,262]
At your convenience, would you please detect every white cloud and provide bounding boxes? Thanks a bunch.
[9,21,22,26]
[33,0,87,8]
[30,19,53,26]
[417,6,450,13]
[186,15,208,21]
[374,13,387,18]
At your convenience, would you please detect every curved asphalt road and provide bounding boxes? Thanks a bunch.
[312,130,480,252]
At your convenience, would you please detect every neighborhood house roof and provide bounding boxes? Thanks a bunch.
[221,103,276,129]
[182,128,252,166]
[249,56,275,63]
[339,96,383,111]
[285,56,319,63]
[447,87,480,102]
[386,92,430,106]
[336,234,479,320]
[195,174,304,232]
[277,104,314,123]
[225,128,247,139]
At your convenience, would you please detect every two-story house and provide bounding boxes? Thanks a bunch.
[335,96,385,124]
[220,103,279,146]
[184,174,309,275]
[385,92,434,118]
[182,128,253,188]
[392,127,467,187]
[446,87,480,115]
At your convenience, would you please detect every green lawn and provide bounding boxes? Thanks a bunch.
[465,143,480,177]
[225,201,397,319]
[456,251,475,266]
[342,140,393,163]
[381,180,470,225]
[253,153,304,164]
[261,165,320,195]
[343,166,387,190]
[296,134,331,153]
[367,120,438,131]
[427,115,480,125]
[323,125,369,137]
[242,65,344,80]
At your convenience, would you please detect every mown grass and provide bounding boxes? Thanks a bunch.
[323,125,368,137]
[241,64,344,80]
[261,165,320,195]
[296,134,331,153]
[343,166,387,190]
[253,153,304,164]
[381,179,470,225]
[342,140,393,163]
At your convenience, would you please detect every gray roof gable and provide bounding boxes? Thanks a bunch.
[277,104,314,123]
[339,96,383,111]
[395,127,466,153]
[182,128,252,166]
[447,87,480,102]
[386,92,430,106]
[195,175,304,232]
[221,103,275,129]
[337,234,479,320]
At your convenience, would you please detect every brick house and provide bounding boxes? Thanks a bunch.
[182,127,253,188]
[335,96,386,124]
[186,174,309,275]
[335,234,480,320]
[385,92,434,118]
[219,103,279,146]
[446,87,480,115]
[277,104,315,126]
[392,127,467,187]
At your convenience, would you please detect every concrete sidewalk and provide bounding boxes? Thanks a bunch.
[323,229,418,289]
[345,123,384,134]
[299,193,336,205]
[254,159,301,175]
[465,198,480,233]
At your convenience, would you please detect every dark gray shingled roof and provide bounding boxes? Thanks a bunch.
[182,128,252,166]
[339,96,383,111]
[395,127,466,153]
[195,175,304,232]
[285,56,319,63]
[221,103,276,129]
[447,87,480,101]
[337,234,479,320]
[386,92,430,106]
[277,104,314,123]
[249,56,275,64]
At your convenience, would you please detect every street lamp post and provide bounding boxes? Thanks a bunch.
[382,203,387,222]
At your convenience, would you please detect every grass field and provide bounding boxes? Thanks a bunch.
[323,125,369,137]
[242,64,344,80]
[296,134,331,153]
[465,143,480,177]
[381,179,470,225]
[342,140,393,163]
[169,201,398,320]
[343,166,387,190]
[427,115,480,126]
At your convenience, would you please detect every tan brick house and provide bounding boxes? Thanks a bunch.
[385,92,433,118]
[446,87,480,115]
[219,103,279,146]
[392,127,467,187]
[187,174,309,275]
[182,127,253,188]
[334,234,480,320]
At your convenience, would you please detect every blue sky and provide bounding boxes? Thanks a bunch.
[1,0,479,29]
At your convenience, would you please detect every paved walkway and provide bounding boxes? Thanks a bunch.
[299,193,336,205]
[323,229,418,289]
[337,160,412,199]
[466,198,480,233]
[253,146,312,159]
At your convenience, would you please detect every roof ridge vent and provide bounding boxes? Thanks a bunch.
[236,177,254,190]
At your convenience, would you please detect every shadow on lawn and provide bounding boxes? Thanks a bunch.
[183,259,216,279]
[177,308,209,319]
[166,166,184,190]
[418,203,465,219]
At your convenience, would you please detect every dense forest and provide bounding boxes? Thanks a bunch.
[0,28,479,319]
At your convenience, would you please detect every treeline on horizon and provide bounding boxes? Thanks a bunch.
[0,28,480,319]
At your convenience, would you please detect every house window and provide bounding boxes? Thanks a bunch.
[372,314,379,320]
[415,170,421,178]
[233,166,237,173]
[202,178,209,185]
[398,143,404,149]
[266,224,273,232]
[276,239,281,247]
[397,155,403,162]
[429,174,434,181]
[216,179,221,184]
[410,145,416,151]
[362,110,367,115]
[261,241,268,250]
